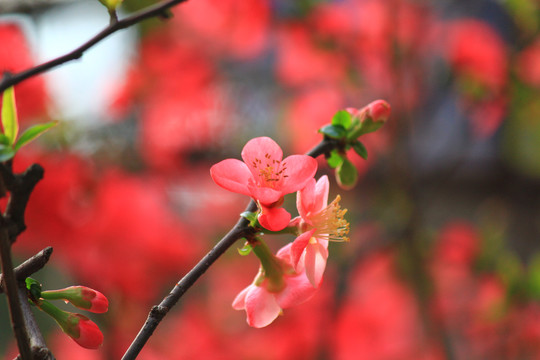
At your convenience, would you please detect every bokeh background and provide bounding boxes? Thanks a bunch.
[2,0,540,358]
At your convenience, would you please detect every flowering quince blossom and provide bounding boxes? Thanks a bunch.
[232,243,318,328]
[290,175,350,287]
[210,136,317,231]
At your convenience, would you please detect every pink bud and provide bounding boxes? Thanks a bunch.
[365,99,391,124]
[41,286,109,313]
[66,314,104,349]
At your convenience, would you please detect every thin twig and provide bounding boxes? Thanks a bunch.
[122,138,339,360]
[0,0,189,93]
[0,247,54,294]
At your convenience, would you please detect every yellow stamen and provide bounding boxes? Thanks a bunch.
[311,195,350,242]
[251,153,288,188]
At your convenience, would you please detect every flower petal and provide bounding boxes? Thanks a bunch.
[276,273,318,309]
[245,285,282,328]
[304,242,329,287]
[248,184,282,205]
[232,286,251,310]
[312,175,329,214]
[258,205,291,231]
[280,155,318,194]
[241,137,283,179]
[290,229,316,270]
[210,159,252,197]
[297,178,316,220]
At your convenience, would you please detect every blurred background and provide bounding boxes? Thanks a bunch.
[1,0,540,358]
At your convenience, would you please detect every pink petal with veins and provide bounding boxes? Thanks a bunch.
[280,155,318,194]
[304,242,329,287]
[245,285,282,328]
[210,159,252,196]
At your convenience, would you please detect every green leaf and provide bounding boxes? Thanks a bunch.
[319,124,347,139]
[0,134,10,146]
[352,141,368,160]
[2,86,18,145]
[0,146,15,162]
[237,242,252,256]
[331,110,352,129]
[14,121,58,151]
[327,149,344,169]
[336,157,358,190]
[25,277,42,301]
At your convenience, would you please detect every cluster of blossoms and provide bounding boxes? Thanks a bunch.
[211,136,351,327]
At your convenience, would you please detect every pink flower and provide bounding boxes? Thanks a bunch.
[232,243,318,328]
[41,286,109,314]
[290,175,349,287]
[211,137,317,231]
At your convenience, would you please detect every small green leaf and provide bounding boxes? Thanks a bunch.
[331,110,352,129]
[352,141,368,160]
[1,86,18,145]
[25,277,42,301]
[0,134,10,146]
[336,157,358,190]
[327,149,344,169]
[14,121,58,151]
[237,242,252,256]
[319,124,347,139]
[0,146,15,162]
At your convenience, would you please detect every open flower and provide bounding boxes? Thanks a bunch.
[232,243,318,328]
[290,175,349,287]
[211,136,317,230]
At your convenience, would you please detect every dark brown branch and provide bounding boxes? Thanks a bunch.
[0,0,189,93]
[2,164,45,243]
[16,286,55,360]
[122,138,339,360]
[0,247,54,294]
[0,223,32,359]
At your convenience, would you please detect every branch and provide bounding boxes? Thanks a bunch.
[122,137,340,360]
[0,247,54,294]
[1,164,45,243]
[0,222,32,359]
[0,0,189,93]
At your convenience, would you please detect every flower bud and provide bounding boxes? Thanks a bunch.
[38,300,104,349]
[41,286,108,313]
[347,100,391,139]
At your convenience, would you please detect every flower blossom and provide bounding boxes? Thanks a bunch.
[211,136,317,231]
[290,175,349,287]
[232,243,317,328]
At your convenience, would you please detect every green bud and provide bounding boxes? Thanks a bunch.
[336,157,358,190]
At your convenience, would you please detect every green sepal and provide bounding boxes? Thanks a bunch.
[14,121,58,151]
[352,141,368,160]
[237,242,252,256]
[348,118,384,139]
[336,157,358,190]
[240,211,259,227]
[0,145,15,162]
[331,110,352,129]
[327,149,344,169]
[1,86,18,146]
[25,277,42,302]
[319,124,347,139]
